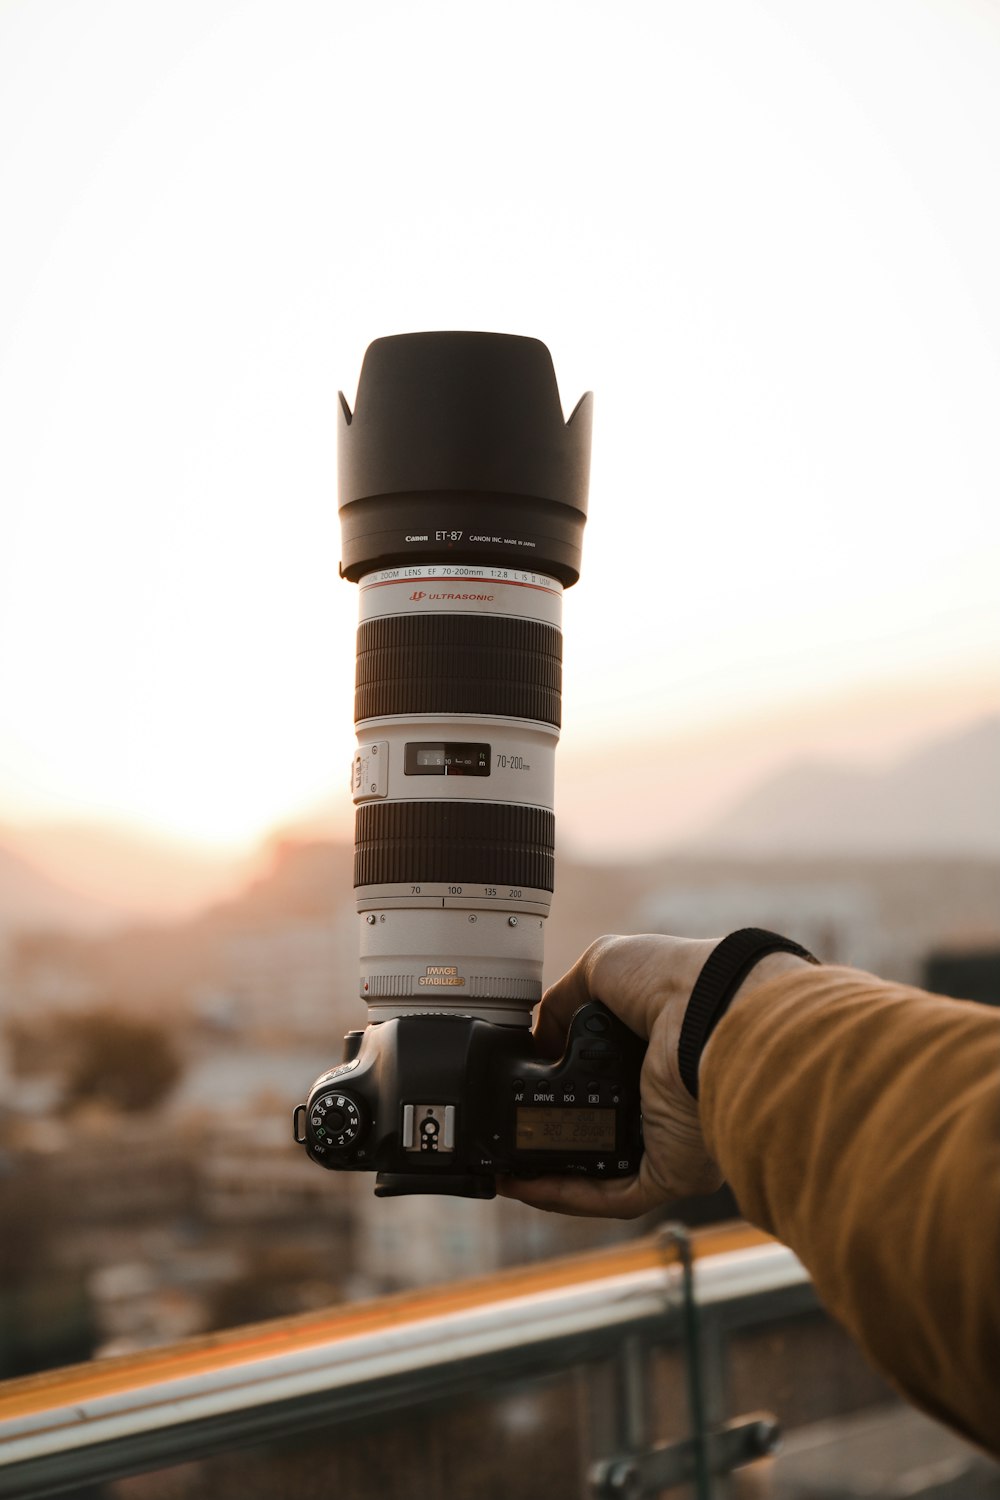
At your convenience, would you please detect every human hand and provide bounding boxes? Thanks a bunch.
[496,934,719,1217]
[497,933,806,1218]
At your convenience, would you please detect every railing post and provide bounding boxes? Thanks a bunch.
[589,1227,784,1500]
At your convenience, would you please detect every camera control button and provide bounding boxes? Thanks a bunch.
[585,1013,611,1034]
[352,741,389,803]
[309,1092,364,1149]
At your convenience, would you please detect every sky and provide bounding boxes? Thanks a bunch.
[1,0,999,863]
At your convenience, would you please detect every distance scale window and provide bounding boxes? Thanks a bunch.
[404,742,491,776]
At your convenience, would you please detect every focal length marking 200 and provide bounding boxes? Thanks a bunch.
[294,332,645,1198]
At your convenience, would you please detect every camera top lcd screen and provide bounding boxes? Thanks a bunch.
[515,1107,616,1152]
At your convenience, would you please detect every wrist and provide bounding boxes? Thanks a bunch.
[698,951,813,1088]
[677,928,819,1100]
[725,949,814,1008]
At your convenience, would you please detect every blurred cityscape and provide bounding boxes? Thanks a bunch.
[1,718,999,1381]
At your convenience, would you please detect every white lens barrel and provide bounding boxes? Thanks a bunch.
[353,564,562,1024]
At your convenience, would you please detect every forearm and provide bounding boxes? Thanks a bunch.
[700,965,1000,1455]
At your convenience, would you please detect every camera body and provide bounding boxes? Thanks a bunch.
[294,1000,645,1198]
[293,332,646,1198]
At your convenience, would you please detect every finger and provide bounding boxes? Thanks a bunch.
[496,1169,661,1221]
[532,935,629,1056]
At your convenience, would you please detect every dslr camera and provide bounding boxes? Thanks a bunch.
[293,332,645,1198]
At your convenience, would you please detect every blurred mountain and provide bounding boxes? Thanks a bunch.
[0,842,127,932]
[2,717,997,938]
[207,837,354,924]
[0,821,256,927]
[694,716,1000,856]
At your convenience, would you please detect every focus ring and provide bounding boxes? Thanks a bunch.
[355,616,562,727]
[355,802,555,891]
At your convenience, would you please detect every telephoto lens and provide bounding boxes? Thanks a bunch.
[294,333,645,1198]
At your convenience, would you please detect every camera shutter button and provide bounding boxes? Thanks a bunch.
[585,1013,611,1034]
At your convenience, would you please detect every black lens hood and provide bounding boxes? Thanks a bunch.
[337,332,592,586]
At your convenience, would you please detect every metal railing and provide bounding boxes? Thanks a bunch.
[0,1224,814,1499]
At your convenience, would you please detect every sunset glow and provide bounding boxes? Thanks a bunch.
[2,1,998,858]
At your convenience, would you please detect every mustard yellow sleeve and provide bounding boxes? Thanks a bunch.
[699,965,1000,1456]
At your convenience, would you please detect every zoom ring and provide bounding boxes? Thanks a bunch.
[355,802,555,891]
[355,616,562,727]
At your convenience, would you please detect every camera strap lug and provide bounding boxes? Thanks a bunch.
[292,1104,308,1145]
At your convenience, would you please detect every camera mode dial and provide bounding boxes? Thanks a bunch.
[309,1090,366,1151]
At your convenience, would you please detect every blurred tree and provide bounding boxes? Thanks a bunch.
[4,1014,55,1076]
[0,1155,96,1377]
[0,1156,54,1279]
[61,1008,183,1113]
[205,1247,342,1332]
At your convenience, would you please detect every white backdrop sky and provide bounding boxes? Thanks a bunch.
[1,0,998,854]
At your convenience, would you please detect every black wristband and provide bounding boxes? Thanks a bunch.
[678,928,819,1100]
